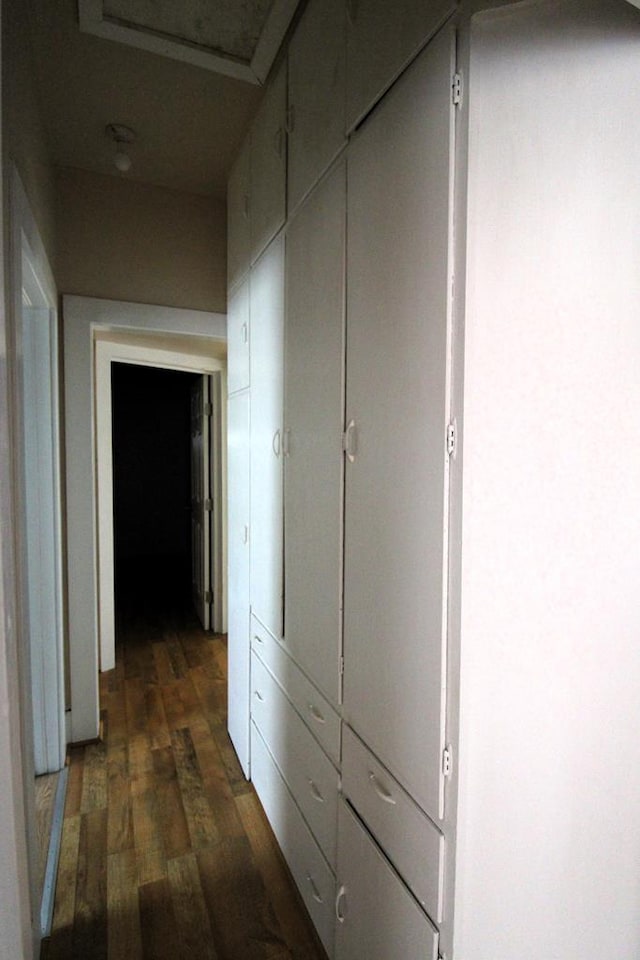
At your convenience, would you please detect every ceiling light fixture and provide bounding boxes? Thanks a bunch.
[106,123,135,173]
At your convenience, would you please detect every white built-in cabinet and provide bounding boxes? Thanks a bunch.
[249,235,285,641]
[343,25,454,823]
[227,140,250,291]
[227,389,251,776]
[249,64,287,263]
[345,0,455,129]
[284,162,345,707]
[226,280,250,395]
[228,2,640,958]
[287,0,346,212]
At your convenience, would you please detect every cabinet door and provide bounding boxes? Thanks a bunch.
[343,29,455,821]
[284,163,345,705]
[227,390,251,776]
[227,138,251,290]
[346,0,455,130]
[250,63,287,264]
[288,0,346,212]
[250,234,285,640]
[335,800,439,960]
[227,279,250,395]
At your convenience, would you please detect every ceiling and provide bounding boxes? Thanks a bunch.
[27,0,299,197]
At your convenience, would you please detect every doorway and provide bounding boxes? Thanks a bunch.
[111,363,201,623]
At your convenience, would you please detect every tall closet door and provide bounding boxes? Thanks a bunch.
[227,390,251,776]
[343,28,455,822]
[284,162,346,705]
[250,234,285,640]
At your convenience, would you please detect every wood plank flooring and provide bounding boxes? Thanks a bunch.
[41,601,328,960]
[35,771,61,903]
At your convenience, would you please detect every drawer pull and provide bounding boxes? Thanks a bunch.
[254,690,265,702]
[306,875,324,904]
[253,633,264,644]
[307,779,325,803]
[308,702,326,724]
[335,884,347,922]
[368,771,396,805]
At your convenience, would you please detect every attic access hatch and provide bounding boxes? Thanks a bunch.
[78,0,301,84]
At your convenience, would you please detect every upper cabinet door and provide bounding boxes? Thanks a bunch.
[227,138,251,291]
[346,0,456,130]
[343,28,455,823]
[284,162,346,706]
[250,234,285,640]
[227,278,250,395]
[287,0,346,213]
[250,63,287,264]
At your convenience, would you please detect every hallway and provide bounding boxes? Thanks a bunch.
[41,592,327,960]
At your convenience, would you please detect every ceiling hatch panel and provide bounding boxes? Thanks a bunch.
[78,0,299,83]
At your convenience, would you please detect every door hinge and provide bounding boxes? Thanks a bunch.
[205,498,213,511]
[446,421,457,459]
[204,402,213,416]
[204,590,213,604]
[339,655,345,677]
[442,746,452,778]
[452,72,463,107]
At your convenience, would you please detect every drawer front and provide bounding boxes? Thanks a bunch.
[251,723,336,957]
[341,726,444,923]
[252,652,339,867]
[251,615,341,766]
[336,799,438,960]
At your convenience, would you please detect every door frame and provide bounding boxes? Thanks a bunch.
[63,296,226,742]
[95,337,224,671]
[8,165,63,955]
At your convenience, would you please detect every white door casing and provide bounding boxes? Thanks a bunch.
[95,338,225,672]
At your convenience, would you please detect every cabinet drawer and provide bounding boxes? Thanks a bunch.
[251,615,341,766]
[341,726,444,923]
[251,723,336,957]
[336,799,438,960]
[252,652,339,867]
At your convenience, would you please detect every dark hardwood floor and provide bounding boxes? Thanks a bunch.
[41,578,327,960]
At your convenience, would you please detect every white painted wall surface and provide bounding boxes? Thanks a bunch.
[454,3,640,958]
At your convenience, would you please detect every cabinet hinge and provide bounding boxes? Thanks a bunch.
[204,402,213,416]
[452,72,463,107]
[339,656,345,677]
[442,746,452,778]
[446,421,457,459]
[204,499,213,512]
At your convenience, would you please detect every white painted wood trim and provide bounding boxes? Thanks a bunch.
[63,296,226,743]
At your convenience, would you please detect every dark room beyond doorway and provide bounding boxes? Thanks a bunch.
[111,362,200,624]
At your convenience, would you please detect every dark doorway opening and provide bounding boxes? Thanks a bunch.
[111,362,200,625]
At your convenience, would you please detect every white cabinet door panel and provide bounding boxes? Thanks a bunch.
[343,29,455,821]
[227,139,251,290]
[335,800,439,960]
[346,0,455,130]
[250,235,285,640]
[227,390,251,776]
[227,279,250,395]
[288,0,346,212]
[284,163,346,705]
[250,64,287,264]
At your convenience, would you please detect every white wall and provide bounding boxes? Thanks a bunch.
[454,2,640,958]
[56,167,226,313]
